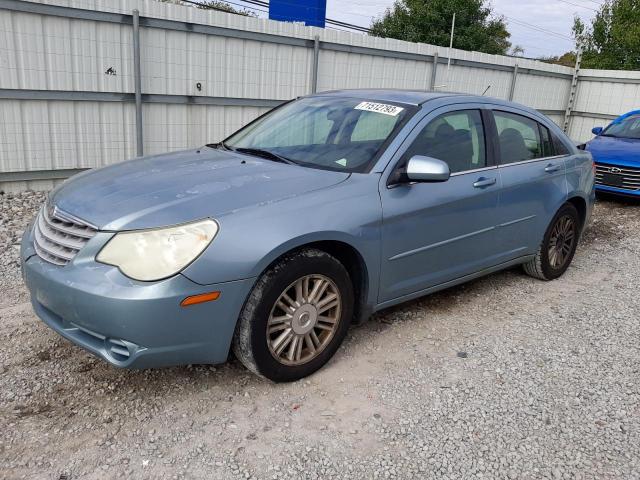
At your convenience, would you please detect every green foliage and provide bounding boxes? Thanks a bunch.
[538,51,577,68]
[369,0,511,55]
[573,0,640,70]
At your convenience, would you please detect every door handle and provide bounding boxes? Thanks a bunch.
[473,177,497,188]
[544,163,561,173]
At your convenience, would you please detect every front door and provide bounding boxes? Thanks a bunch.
[378,107,502,304]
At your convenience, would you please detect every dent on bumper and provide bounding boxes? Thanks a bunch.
[22,254,255,369]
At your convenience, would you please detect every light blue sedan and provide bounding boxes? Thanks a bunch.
[21,90,595,381]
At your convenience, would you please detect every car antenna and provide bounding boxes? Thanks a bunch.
[482,85,491,96]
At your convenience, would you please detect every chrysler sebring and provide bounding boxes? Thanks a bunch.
[21,90,595,382]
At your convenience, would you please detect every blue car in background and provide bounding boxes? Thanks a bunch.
[21,90,594,382]
[588,110,640,197]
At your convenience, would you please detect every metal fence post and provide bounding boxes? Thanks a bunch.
[132,9,144,156]
[311,35,320,94]
[563,44,583,134]
[508,64,519,101]
[430,52,438,90]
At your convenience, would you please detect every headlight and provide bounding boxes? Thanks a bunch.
[96,219,219,281]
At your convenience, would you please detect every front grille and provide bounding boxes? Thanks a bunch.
[33,206,97,266]
[595,163,640,191]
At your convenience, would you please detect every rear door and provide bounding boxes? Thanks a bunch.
[490,109,569,258]
[378,106,502,303]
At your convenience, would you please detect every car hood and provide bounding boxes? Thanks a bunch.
[49,147,350,230]
[586,135,640,168]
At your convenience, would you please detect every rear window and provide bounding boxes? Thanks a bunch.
[494,111,543,163]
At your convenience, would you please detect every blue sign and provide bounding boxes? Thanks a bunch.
[269,0,327,28]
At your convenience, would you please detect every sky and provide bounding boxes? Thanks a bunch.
[325,0,598,58]
[231,0,600,59]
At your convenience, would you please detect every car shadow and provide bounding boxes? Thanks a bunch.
[596,191,640,205]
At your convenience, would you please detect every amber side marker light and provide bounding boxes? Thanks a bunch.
[180,291,221,307]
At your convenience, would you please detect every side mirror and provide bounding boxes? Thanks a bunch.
[406,155,450,182]
[592,127,603,136]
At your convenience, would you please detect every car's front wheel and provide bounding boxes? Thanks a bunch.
[523,202,581,280]
[232,248,354,382]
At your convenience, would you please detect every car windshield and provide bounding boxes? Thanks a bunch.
[222,96,415,172]
[602,114,640,139]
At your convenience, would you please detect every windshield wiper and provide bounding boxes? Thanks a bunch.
[206,141,231,150]
[235,148,298,165]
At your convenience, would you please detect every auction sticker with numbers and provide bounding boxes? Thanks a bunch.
[355,102,404,116]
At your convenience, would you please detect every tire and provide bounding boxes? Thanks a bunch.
[232,248,354,382]
[523,203,581,281]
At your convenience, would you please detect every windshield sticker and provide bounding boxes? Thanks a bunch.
[355,102,404,116]
[335,158,347,167]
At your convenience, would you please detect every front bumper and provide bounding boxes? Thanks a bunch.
[595,184,640,197]
[20,224,254,369]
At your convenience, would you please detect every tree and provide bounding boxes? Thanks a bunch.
[370,0,511,55]
[538,51,577,68]
[573,0,640,70]
[509,45,525,57]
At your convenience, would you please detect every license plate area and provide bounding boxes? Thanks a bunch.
[601,172,624,187]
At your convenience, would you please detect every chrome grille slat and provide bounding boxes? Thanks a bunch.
[34,226,76,261]
[594,163,640,191]
[43,207,96,239]
[37,213,87,250]
[595,175,640,185]
[33,240,68,266]
[33,206,97,266]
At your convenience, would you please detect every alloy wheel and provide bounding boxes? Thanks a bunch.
[267,274,342,366]
[548,215,576,269]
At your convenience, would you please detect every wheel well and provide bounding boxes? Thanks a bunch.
[567,196,587,228]
[272,241,369,324]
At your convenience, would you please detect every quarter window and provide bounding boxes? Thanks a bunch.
[553,134,571,155]
[539,124,555,157]
[494,111,543,163]
[403,110,487,174]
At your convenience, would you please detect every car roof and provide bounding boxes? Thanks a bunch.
[306,89,558,129]
[309,88,531,108]
[310,89,464,106]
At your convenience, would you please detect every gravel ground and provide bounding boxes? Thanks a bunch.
[1,190,639,480]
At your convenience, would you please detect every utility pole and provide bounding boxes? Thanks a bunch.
[445,13,456,88]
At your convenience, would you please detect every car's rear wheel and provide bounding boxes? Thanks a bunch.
[523,203,580,280]
[232,248,353,382]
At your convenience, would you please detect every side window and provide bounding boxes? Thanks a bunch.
[403,110,486,174]
[494,111,542,163]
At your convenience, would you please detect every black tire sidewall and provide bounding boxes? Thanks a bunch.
[247,251,354,382]
[539,203,580,280]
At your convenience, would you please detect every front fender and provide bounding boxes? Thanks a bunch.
[180,174,383,307]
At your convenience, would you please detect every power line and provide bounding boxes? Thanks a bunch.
[180,0,268,15]
[555,0,599,12]
[238,0,372,32]
[182,0,373,33]
[504,15,574,42]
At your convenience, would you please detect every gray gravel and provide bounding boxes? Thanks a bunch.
[1,190,639,480]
